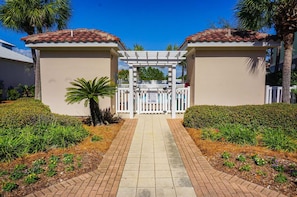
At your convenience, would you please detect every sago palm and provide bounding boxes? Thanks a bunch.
[65,77,116,126]
[236,0,297,103]
[0,0,71,100]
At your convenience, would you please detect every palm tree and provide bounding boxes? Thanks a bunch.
[0,0,71,100]
[133,44,144,51]
[236,0,297,103]
[65,77,116,126]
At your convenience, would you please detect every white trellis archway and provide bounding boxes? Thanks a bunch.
[117,50,188,118]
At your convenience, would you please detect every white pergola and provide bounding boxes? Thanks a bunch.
[118,50,187,118]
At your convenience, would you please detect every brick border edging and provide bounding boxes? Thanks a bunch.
[26,119,138,197]
[167,119,286,197]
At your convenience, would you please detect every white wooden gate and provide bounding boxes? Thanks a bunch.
[116,87,190,114]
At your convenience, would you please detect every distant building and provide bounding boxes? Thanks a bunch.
[0,39,34,99]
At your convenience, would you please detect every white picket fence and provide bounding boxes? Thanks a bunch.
[116,87,190,114]
[265,85,297,104]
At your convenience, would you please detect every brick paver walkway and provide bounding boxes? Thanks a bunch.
[26,115,287,197]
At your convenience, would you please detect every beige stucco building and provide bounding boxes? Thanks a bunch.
[22,28,280,117]
[22,29,125,116]
[0,40,34,99]
[181,29,279,106]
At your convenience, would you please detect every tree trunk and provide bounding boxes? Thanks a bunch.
[31,49,41,100]
[282,33,294,103]
[89,99,97,126]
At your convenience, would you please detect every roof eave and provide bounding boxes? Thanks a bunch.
[185,41,280,48]
[25,42,122,49]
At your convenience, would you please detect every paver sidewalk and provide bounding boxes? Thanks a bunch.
[116,115,196,197]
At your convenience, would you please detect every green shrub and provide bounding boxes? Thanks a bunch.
[2,182,18,192]
[7,87,20,100]
[274,173,287,183]
[201,128,222,141]
[183,104,297,138]
[91,135,103,142]
[221,152,231,159]
[223,161,235,168]
[252,155,267,166]
[236,154,246,162]
[262,128,297,152]
[0,98,51,129]
[24,173,39,184]
[0,99,88,161]
[239,164,251,171]
[217,124,257,145]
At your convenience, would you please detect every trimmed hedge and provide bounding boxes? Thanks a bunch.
[183,104,297,138]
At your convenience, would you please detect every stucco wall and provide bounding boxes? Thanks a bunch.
[40,49,115,116]
[0,58,34,98]
[190,49,266,106]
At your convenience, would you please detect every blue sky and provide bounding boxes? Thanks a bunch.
[0,0,238,50]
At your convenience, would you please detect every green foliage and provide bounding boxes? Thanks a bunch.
[183,104,297,138]
[63,154,74,165]
[24,173,39,184]
[236,154,246,162]
[201,128,222,141]
[17,84,34,97]
[7,87,20,100]
[118,70,129,81]
[272,163,285,172]
[10,164,27,180]
[202,124,257,146]
[274,173,287,183]
[46,169,57,177]
[217,124,257,145]
[91,135,103,142]
[256,170,267,177]
[0,99,88,161]
[239,164,251,172]
[0,170,8,176]
[252,155,267,166]
[221,152,231,159]
[223,161,235,168]
[65,77,116,126]
[139,67,165,80]
[262,128,297,152]
[65,165,75,172]
[2,182,18,192]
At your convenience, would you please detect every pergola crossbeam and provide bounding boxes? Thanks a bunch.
[118,50,187,119]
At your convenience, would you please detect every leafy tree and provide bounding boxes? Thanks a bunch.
[118,69,129,81]
[166,44,179,51]
[0,0,71,100]
[139,67,165,81]
[236,0,297,103]
[133,44,144,51]
[65,77,116,126]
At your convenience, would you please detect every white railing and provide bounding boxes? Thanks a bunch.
[265,85,297,104]
[116,86,190,114]
[115,88,129,113]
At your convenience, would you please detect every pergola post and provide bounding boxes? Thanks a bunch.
[128,64,134,118]
[171,64,176,118]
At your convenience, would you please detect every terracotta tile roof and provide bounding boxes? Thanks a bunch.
[186,28,277,43]
[21,29,121,44]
